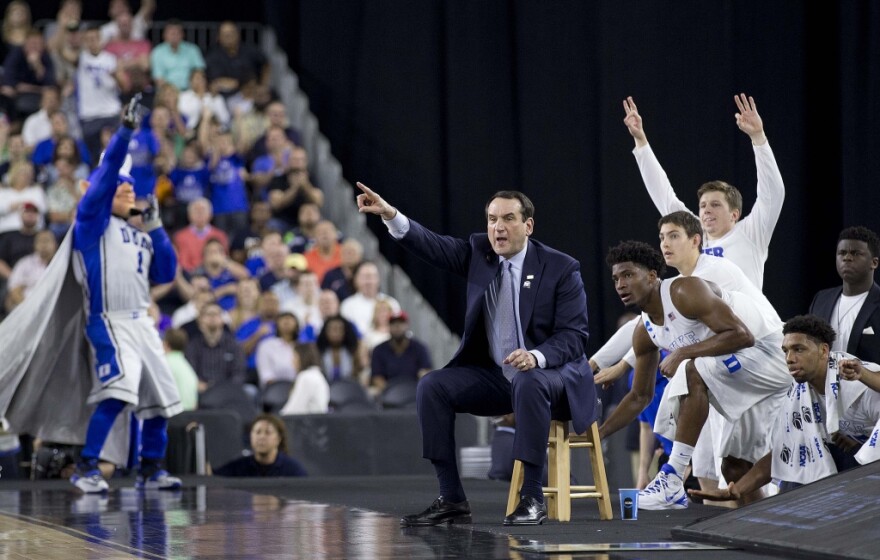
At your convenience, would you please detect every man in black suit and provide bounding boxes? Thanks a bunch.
[356,182,597,526]
[809,226,880,362]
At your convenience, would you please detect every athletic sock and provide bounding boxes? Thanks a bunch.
[667,441,695,477]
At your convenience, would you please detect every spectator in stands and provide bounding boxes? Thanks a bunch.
[21,85,60,149]
[362,298,393,352]
[250,125,293,199]
[257,232,291,292]
[170,273,213,329]
[303,220,341,285]
[205,21,269,99]
[31,112,90,169]
[340,260,401,336]
[4,229,56,312]
[37,134,89,186]
[279,342,330,415]
[317,314,368,385]
[286,201,321,254]
[284,268,322,337]
[370,311,432,392]
[202,124,249,234]
[167,140,210,228]
[247,101,301,163]
[43,0,80,54]
[195,237,249,311]
[266,146,322,231]
[270,251,307,310]
[213,413,307,477]
[255,311,300,389]
[0,133,27,184]
[45,16,80,116]
[76,24,123,165]
[185,301,246,393]
[322,237,364,302]
[1,1,30,62]
[0,201,40,288]
[163,327,199,411]
[239,223,278,277]
[178,68,229,133]
[150,18,204,92]
[228,277,260,332]
[230,81,271,156]
[298,289,343,343]
[104,10,151,96]
[0,162,46,234]
[45,155,80,239]
[172,197,229,273]
[231,200,272,269]
[152,83,187,152]
[2,28,56,120]
[100,0,155,45]
[237,290,280,387]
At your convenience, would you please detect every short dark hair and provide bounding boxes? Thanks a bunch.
[164,327,188,351]
[658,211,703,249]
[839,226,880,258]
[485,191,535,221]
[606,240,667,276]
[249,414,289,455]
[783,314,836,347]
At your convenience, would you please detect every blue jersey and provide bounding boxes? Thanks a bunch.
[209,155,249,215]
[169,166,211,203]
[128,128,160,198]
[72,126,177,318]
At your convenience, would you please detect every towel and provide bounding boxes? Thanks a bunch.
[771,352,872,484]
[856,419,880,464]
[653,360,690,443]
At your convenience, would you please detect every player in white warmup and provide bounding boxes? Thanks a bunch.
[69,95,183,493]
[602,241,790,510]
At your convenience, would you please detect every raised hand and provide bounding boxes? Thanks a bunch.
[356,182,397,220]
[622,96,648,147]
[122,92,144,129]
[733,93,766,145]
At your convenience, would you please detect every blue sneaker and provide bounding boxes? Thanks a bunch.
[637,464,688,510]
[70,462,109,494]
[136,469,182,490]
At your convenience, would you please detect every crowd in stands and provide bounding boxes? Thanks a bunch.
[0,1,435,477]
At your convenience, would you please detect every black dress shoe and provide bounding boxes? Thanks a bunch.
[400,497,472,526]
[503,495,547,526]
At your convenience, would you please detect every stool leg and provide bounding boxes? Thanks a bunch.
[588,421,613,520]
[555,421,571,522]
[507,460,524,516]
[546,421,559,520]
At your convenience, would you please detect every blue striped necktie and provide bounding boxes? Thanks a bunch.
[487,261,519,380]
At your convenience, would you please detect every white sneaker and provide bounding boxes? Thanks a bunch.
[70,467,109,494]
[637,464,688,510]
[136,469,182,491]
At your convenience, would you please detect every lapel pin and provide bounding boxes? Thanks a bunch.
[526,274,534,280]
[523,281,531,288]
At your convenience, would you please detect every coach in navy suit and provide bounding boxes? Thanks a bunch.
[809,226,880,363]
[356,182,597,526]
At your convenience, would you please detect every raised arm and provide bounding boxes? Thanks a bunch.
[625,97,691,217]
[734,93,785,256]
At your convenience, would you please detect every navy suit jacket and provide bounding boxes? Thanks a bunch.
[809,282,880,363]
[397,219,597,434]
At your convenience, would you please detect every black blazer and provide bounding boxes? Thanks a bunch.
[809,283,880,363]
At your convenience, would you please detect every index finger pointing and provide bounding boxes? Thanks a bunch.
[356,181,375,196]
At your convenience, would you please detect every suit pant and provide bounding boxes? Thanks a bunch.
[416,365,571,467]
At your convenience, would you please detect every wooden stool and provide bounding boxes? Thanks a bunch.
[506,420,613,522]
